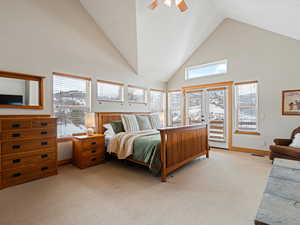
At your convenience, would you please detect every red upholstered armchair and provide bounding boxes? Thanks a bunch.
[270,127,300,161]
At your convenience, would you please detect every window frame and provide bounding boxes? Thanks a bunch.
[167,90,183,127]
[52,72,92,141]
[127,85,147,104]
[234,81,260,135]
[149,89,167,125]
[185,59,228,80]
[96,79,124,103]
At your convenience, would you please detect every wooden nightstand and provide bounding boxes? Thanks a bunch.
[72,134,105,169]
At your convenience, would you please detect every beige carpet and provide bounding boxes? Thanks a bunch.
[0,150,271,225]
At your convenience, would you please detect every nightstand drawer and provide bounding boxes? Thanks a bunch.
[82,138,103,150]
[82,155,105,168]
[82,148,105,158]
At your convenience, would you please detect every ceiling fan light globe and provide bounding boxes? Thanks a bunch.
[164,0,172,7]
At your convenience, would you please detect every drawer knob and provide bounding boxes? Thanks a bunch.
[91,150,97,153]
[91,142,96,145]
[41,122,48,126]
[91,158,97,162]
[41,141,48,146]
[41,154,48,159]
[12,145,21,149]
[13,159,21,164]
[12,173,21,178]
[12,133,21,137]
[12,124,20,128]
[41,166,49,171]
[41,131,48,135]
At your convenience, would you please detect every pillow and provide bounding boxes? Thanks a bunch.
[149,113,162,130]
[136,115,152,130]
[290,133,300,148]
[110,121,125,134]
[121,114,140,132]
[103,123,115,135]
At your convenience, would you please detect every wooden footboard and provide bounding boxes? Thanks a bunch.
[159,124,209,182]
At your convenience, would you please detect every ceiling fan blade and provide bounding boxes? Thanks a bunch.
[177,0,188,12]
[149,0,159,10]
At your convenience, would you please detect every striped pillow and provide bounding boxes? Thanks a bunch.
[121,114,140,132]
[149,113,162,130]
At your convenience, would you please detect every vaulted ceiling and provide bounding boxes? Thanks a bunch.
[80,0,300,82]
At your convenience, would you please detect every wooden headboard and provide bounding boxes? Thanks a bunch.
[96,112,150,134]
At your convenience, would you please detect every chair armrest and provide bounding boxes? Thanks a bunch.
[273,138,292,146]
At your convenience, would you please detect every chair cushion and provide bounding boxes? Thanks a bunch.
[290,133,300,148]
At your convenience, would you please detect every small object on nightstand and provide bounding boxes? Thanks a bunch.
[72,134,105,169]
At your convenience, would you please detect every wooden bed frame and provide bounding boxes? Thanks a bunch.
[96,112,209,182]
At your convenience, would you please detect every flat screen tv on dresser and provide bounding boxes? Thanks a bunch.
[0,115,58,189]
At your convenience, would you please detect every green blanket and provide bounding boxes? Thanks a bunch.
[130,133,161,175]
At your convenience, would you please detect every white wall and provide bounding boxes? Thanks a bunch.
[0,0,166,160]
[168,19,300,151]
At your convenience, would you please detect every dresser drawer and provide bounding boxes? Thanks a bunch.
[2,128,56,141]
[2,162,57,187]
[32,118,56,129]
[2,138,56,154]
[2,150,56,170]
[1,119,31,130]
[82,138,104,150]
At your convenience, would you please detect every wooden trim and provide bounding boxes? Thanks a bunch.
[150,89,166,93]
[0,70,45,80]
[167,89,181,93]
[185,89,204,93]
[183,81,234,91]
[282,89,300,116]
[0,71,45,110]
[235,80,258,85]
[57,137,73,143]
[235,130,261,136]
[207,87,226,91]
[0,114,51,118]
[97,79,124,86]
[57,159,72,166]
[227,84,233,150]
[53,72,91,81]
[127,158,149,167]
[231,146,269,156]
[128,84,146,90]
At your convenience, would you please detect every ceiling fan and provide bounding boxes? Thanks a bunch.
[149,0,189,12]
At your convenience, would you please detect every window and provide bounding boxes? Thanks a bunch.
[128,85,147,103]
[97,80,124,102]
[185,60,227,80]
[149,89,166,125]
[53,73,91,138]
[235,81,258,132]
[168,91,182,126]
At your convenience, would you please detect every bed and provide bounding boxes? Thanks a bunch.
[96,112,209,182]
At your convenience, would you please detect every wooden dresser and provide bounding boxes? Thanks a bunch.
[0,116,57,189]
[73,134,105,169]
